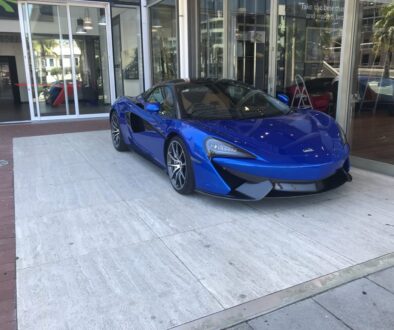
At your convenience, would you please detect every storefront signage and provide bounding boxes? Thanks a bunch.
[301,3,344,21]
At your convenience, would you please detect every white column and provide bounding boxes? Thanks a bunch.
[268,0,278,96]
[336,0,358,131]
[141,0,152,89]
[18,3,35,120]
[178,0,189,79]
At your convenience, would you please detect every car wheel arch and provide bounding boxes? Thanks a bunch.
[164,132,181,163]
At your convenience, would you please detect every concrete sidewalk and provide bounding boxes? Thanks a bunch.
[229,266,394,330]
[11,131,394,329]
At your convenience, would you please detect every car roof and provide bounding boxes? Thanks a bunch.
[156,78,257,91]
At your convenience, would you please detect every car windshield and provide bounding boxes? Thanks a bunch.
[176,82,290,120]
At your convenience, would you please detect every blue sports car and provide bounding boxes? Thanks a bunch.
[110,79,351,201]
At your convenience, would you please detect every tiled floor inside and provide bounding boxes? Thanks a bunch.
[13,130,394,329]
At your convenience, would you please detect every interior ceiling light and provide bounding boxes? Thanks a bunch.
[76,18,87,34]
[152,18,162,29]
[98,8,106,26]
[83,9,93,30]
[83,17,93,30]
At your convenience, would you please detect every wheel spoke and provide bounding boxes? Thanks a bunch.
[111,115,121,147]
[168,153,177,162]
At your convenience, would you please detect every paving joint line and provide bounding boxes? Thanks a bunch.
[366,276,394,295]
[312,298,354,330]
[170,253,394,330]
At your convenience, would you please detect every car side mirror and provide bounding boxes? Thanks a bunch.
[276,93,290,105]
[145,102,160,113]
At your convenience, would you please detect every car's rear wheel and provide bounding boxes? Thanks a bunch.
[166,137,195,194]
[111,111,128,151]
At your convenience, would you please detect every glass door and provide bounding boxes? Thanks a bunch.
[149,0,178,84]
[22,3,77,117]
[197,0,270,91]
[20,1,113,119]
[228,0,270,92]
[349,0,394,165]
[112,6,143,97]
[69,6,111,114]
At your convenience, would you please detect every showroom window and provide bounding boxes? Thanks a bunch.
[111,4,143,97]
[349,1,394,166]
[197,0,270,92]
[276,0,345,117]
[149,0,178,84]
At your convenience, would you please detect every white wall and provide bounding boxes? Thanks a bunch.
[0,40,29,103]
[0,17,28,102]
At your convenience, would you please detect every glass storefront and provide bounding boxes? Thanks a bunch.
[349,0,394,165]
[194,0,393,173]
[198,0,270,91]
[0,0,392,174]
[149,0,178,84]
[277,0,344,117]
[69,6,111,115]
[197,0,348,115]
[112,6,143,98]
[19,3,112,118]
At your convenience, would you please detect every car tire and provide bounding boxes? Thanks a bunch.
[110,111,128,151]
[166,136,195,195]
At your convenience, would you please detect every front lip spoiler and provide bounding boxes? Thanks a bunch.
[197,168,352,202]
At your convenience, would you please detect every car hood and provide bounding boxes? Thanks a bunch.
[186,110,347,164]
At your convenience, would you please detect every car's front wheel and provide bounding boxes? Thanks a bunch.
[110,111,128,151]
[166,137,195,194]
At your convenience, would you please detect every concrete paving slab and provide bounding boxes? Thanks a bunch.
[16,201,156,269]
[14,161,102,188]
[129,193,250,237]
[17,240,223,330]
[13,143,83,171]
[247,174,394,263]
[12,133,70,147]
[368,267,394,294]
[14,178,122,218]
[248,299,349,330]
[314,278,394,330]
[163,219,352,308]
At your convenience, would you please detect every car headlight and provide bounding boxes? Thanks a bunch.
[338,125,347,145]
[205,138,255,158]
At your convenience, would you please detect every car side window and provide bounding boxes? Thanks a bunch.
[147,87,165,103]
[160,87,176,118]
[146,86,176,118]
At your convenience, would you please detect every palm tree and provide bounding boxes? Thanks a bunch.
[0,0,17,13]
[373,3,394,78]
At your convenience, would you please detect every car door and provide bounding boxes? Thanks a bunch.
[130,86,177,165]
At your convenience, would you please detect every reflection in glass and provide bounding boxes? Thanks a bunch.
[112,6,143,97]
[25,4,76,116]
[198,0,270,91]
[150,0,178,84]
[69,6,111,114]
[350,1,394,165]
[276,0,344,117]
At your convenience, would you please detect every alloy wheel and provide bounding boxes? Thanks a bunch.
[167,140,187,190]
[111,114,121,147]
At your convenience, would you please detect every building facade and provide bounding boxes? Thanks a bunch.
[0,0,393,174]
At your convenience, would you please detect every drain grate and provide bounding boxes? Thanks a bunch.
[0,160,9,167]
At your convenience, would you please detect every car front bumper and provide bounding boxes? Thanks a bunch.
[195,156,351,201]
